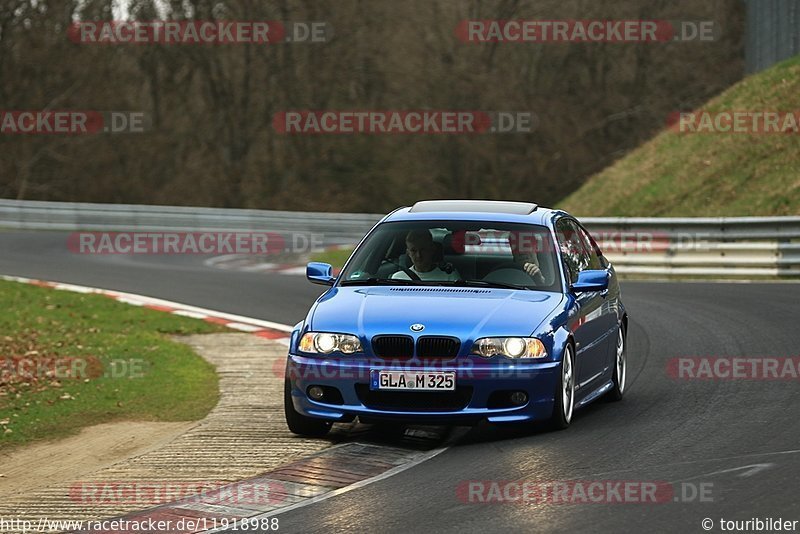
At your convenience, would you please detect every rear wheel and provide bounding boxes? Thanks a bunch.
[607,323,626,402]
[549,344,575,430]
[284,378,332,437]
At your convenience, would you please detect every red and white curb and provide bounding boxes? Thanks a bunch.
[203,254,306,275]
[0,275,293,346]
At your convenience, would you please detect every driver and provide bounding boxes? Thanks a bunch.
[392,229,460,281]
[509,230,549,285]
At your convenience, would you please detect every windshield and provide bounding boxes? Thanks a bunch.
[339,221,562,292]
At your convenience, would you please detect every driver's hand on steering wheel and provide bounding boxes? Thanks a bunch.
[519,256,546,284]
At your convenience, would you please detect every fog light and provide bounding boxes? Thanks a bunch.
[510,391,528,405]
[308,386,325,401]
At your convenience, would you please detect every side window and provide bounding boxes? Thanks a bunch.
[575,223,604,270]
[556,219,590,284]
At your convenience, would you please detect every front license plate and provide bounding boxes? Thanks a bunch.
[370,370,456,391]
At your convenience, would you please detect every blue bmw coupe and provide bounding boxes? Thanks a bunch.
[284,200,628,436]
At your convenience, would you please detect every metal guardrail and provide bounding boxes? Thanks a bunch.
[1,199,799,278]
[0,199,381,243]
[745,0,800,74]
[580,217,800,277]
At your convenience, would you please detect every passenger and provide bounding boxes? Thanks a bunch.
[392,229,460,281]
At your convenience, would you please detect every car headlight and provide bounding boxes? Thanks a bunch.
[471,337,547,359]
[299,332,363,355]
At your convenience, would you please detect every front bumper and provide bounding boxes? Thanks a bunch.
[286,354,560,424]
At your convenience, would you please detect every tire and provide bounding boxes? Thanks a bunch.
[549,344,576,430]
[284,378,332,437]
[606,322,627,402]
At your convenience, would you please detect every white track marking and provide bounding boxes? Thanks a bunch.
[173,310,209,319]
[585,449,800,479]
[671,463,776,484]
[225,322,265,332]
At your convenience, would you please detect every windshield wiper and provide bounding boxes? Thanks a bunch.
[450,279,531,290]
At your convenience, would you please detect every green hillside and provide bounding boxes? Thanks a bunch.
[560,55,800,217]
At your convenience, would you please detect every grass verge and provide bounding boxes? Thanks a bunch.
[0,279,226,450]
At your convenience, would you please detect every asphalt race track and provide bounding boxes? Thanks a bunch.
[2,231,799,533]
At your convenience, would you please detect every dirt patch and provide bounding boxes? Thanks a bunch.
[0,420,194,498]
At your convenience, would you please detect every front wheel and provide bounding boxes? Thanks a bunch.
[606,323,626,402]
[549,344,575,430]
[284,378,332,437]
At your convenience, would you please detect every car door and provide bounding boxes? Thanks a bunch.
[574,221,620,377]
[556,218,609,392]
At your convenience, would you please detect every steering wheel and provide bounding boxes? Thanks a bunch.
[379,258,422,281]
[489,262,544,284]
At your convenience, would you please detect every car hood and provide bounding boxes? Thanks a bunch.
[308,286,564,342]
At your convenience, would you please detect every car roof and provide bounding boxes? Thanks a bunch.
[384,200,566,226]
[409,199,538,215]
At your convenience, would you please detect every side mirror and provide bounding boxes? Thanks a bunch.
[307,262,335,286]
[571,270,609,293]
